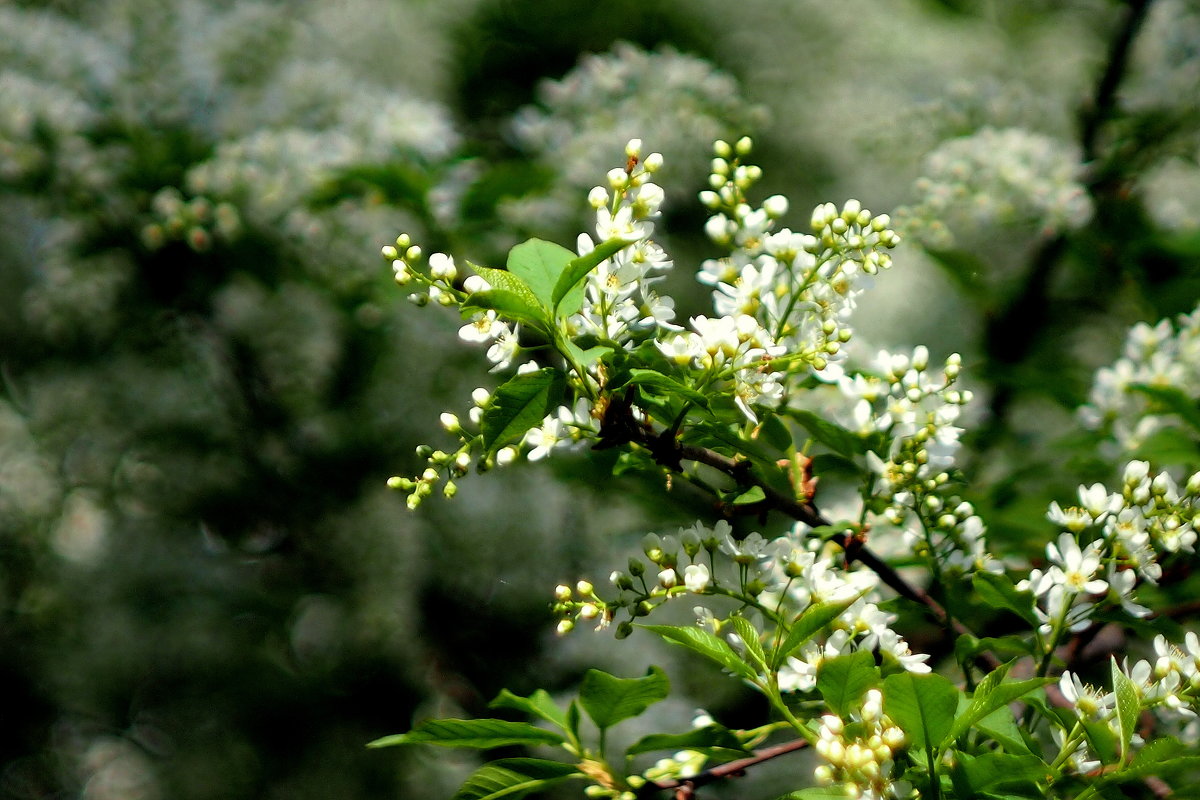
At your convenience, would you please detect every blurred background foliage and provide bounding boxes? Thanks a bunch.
[0,0,1198,797]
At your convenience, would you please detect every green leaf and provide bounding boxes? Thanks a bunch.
[551,238,633,315]
[1112,658,1140,763]
[451,758,579,800]
[507,238,575,311]
[882,672,960,754]
[777,788,855,799]
[489,688,567,729]
[946,662,1054,746]
[976,704,1034,755]
[565,700,581,743]
[773,594,867,669]
[561,339,611,368]
[785,409,865,459]
[972,571,1039,626]
[1128,383,1200,434]
[1105,737,1200,782]
[626,725,751,757]
[462,290,551,331]
[639,624,758,682]
[728,616,768,673]
[731,486,766,506]
[954,634,1034,669]
[1082,716,1119,765]
[617,368,711,410]
[468,262,542,303]
[481,368,566,456]
[757,413,794,454]
[954,752,1049,795]
[579,666,669,731]
[817,650,880,718]
[367,718,564,749]
[1131,426,1200,466]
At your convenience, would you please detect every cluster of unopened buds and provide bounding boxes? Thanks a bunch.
[553,524,729,637]
[141,186,240,252]
[813,690,906,800]
[386,389,521,509]
[383,233,471,308]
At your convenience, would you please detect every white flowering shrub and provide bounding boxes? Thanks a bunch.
[373,133,1200,799]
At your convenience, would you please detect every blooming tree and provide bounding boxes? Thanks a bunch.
[371,128,1200,799]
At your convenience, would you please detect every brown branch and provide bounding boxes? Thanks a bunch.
[608,412,1002,672]
[650,737,809,798]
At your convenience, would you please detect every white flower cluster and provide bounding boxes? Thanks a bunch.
[823,347,991,573]
[898,126,1093,252]
[1057,634,1200,771]
[1080,305,1200,453]
[813,691,906,800]
[1021,461,1200,651]
[572,140,676,342]
[557,519,930,684]
[502,42,764,233]
[699,143,901,385]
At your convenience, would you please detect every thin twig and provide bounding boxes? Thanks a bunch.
[650,737,810,797]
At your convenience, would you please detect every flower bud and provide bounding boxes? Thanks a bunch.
[735,136,753,155]
[556,619,574,635]
[588,186,608,208]
[381,244,399,260]
[576,580,594,596]
[625,138,643,158]
[440,412,461,432]
[643,152,663,172]
[658,568,678,588]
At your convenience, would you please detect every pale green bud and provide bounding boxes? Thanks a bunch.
[643,152,663,172]
[625,138,643,157]
[713,139,732,158]
[735,136,753,155]
[440,412,461,432]
[405,244,422,261]
[395,233,411,248]
[442,481,457,498]
[381,244,399,260]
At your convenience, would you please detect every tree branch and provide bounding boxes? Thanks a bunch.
[607,411,1002,671]
[649,737,809,798]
